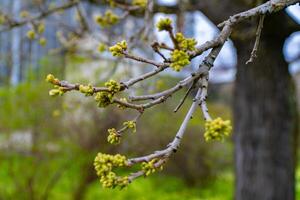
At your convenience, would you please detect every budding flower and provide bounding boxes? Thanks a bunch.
[156,18,172,31]
[107,128,121,144]
[26,30,36,40]
[94,153,129,189]
[175,33,197,51]
[204,117,232,142]
[94,91,114,107]
[141,159,163,177]
[49,89,64,96]
[97,43,107,52]
[94,10,119,27]
[45,74,59,85]
[123,121,136,133]
[20,10,30,18]
[79,84,94,96]
[170,50,190,72]
[39,37,47,47]
[109,40,127,57]
[37,23,45,34]
[0,14,5,25]
[104,79,121,93]
[132,0,147,8]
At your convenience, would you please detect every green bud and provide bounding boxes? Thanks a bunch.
[204,117,232,142]
[109,40,127,57]
[170,50,190,72]
[94,91,114,107]
[26,30,36,40]
[156,18,172,31]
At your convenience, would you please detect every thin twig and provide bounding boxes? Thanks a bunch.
[246,14,265,64]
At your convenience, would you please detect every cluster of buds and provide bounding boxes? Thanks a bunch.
[105,79,121,93]
[170,50,190,72]
[94,79,121,107]
[123,121,136,133]
[46,74,59,85]
[79,84,94,96]
[107,128,121,144]
[141,159,163,176]
[156,18,172,32]
[97,43,107,52]
[26,22,47,47]
[109,40,127,56]
[204,117,232,142]
[46,74,66,96]
[94,153,129,188]
[175,33,197,51]
[95,10,119,27]
[20,10,30,18]
[0,13,6,25]
[132,0,148,8]
[94,91,114,108]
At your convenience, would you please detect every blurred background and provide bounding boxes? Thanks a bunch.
[0,0,299,199]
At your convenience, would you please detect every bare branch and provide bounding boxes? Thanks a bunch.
[246,14,265,64]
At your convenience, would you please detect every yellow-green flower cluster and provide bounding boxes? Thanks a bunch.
[0,14,6,25]
[26,22,47,47]
[123,121,136,133]
[39,37,47,46]
[98,43,107,52]
[95,10,119,27]
[132,0,147,8]
[94,91,114,108]
[20,10,30,18]
[37,23,45,34]
[105,79,121,93]
[45,74,59,85]
[109,40,127,56]
[107,128,121,144]
[46,74,65,96]
[48,86,66,97]
[79,84,94,96]
[141,159,163,176]
[26,30,36,40]
[170,49,190,72]
[156,18,172,31]
[175,33,197,51]
[204,117,232,142]
[94,153,129,188]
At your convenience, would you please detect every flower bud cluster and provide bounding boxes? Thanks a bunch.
[26,22,47,47]
[105,79,121,93]
[156,18,172,32]
[109,40,127,57]
[141,159,163,176]
[132,0,147,8]
[175,33,197,51]
[94,153,129,188]
[45,74,59,85]
[170,50,190,72]
[204,117,232,142]
[107,128,121,144]
[95,10,119,27]
[123,121,136,133]
[79,84,94,96]
[94,91,114,108]
[98,43,107,52]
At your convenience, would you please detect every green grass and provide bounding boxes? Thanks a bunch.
[3,156,300,200]
[85,173,233,200]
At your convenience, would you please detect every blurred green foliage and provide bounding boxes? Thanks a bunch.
[0,55,236,199]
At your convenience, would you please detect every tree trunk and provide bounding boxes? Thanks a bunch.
[233,12,298,200]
